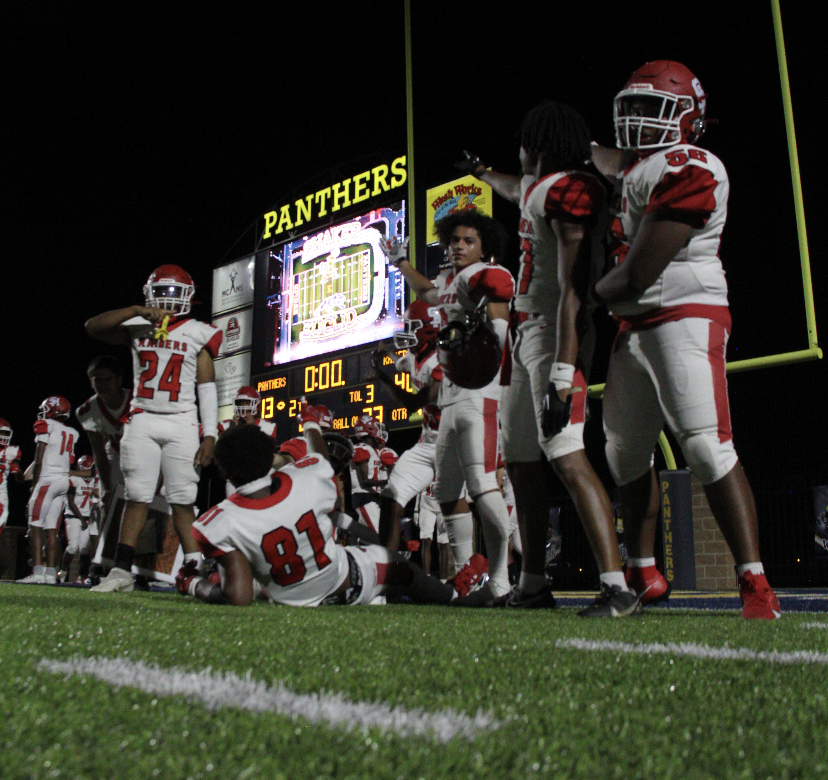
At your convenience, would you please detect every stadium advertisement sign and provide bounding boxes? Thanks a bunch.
[212,256,255,315]
[425,174,492,244]
[214,351,251,409]
[213,308,253,358]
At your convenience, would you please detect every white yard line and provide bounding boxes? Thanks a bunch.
[38,655,500,742]
[555,638,828,665]
[801,622,828,630]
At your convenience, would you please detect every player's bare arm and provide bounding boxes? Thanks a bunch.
[85,305,171,344]
[455,150,521,203]
[86,431,113,499]
[31,442,46,487]
[378,237,440,306]
[190,551,254,606]
[594,214,693,304]
[553,218,588,381]
[194,349,217,467]
[590,143,630,181]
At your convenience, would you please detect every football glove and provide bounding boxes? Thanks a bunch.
[378,236,410,267]
[541,363,577,439]
[300,400,332,428]
[454,150,485,176]
[175,560,203,597]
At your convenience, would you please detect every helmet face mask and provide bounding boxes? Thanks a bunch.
[143,265,195,315]
[233,386,261,418]
[0,418,11,447]
[394,300,440,352]
[614,61,706,151]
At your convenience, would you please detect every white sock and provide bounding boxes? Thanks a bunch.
[443,512,474,574]
[600,571,629,591]
[519,572,547,594]
[627,557,656,568]
[473,491,511,596]
[736,562,764,576]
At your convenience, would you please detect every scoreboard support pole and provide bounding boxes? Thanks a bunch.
[404,0,417,282]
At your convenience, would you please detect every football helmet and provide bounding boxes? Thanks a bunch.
[321,432,354,475]
[143,264,195,315]
[38,396,71,420]
[614,60,707,150]
[353,414,380,441]
[0,417,11,446]
[436,312,501,389]
[234,386,261,418]
[393,299,440,351]
[77,455,96,471]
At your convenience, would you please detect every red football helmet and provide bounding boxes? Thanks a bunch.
[77,455,96,471]
[234,386,261,418]
[394,299,440,351]
[38,396,71,420]
[353,414,380,441]
[436,312,501,389]
[0,417,11,446]
[144,265,195,315]
[614,60,707,150]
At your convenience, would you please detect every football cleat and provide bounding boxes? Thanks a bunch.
[452,580,509,608]
[625,564,671,605]
[738,571,781,620]
[17,572,47,584]
[505,581,557,609]
[89,567,134,593]
[449,554,489,599]
[578,583,643,618]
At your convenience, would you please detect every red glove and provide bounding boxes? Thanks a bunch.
[300,401,332,428]
[175,560,202,596]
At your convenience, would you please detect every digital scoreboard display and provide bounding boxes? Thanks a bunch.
[250,196,420,436]
[256,343,419,439]
[264,200,407,366]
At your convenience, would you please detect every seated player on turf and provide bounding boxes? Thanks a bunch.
[179,404,461,607]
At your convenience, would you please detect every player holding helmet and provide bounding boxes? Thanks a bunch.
[382,211,515,604]
[590,61,780,619]
[85,264,222,593]
[19,397,77,584]
[0,418,23,538]
[456,101,640,617]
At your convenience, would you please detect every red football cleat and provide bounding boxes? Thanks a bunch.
[738,571,781,620]
[625,565,671,605]
[449,554,489,598]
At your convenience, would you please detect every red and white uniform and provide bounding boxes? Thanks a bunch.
[76,390,132,490]
[501,171,606,464]
[382,349,442,508]
[349,441,384,532]
[0,444,22,531]
[28,419,76,530]
[65,475,98,555]
[193,455,398,606]
[431,261,514,502]
[121,317,222,504]
[602,145,737,485]
[415,481,449,544]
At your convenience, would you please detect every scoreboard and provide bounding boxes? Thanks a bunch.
[255,343,421,440]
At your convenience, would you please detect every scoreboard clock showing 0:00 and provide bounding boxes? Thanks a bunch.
[256,345,419,437]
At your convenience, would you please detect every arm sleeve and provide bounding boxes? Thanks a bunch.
[197,382,218,439]
[644,165,718,227]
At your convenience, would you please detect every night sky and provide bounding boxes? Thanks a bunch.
[4,2,826,572]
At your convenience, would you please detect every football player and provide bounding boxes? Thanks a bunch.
[348,414,389,535]
[382,211,515,605]
[456,101,640,617]
[370,301,474,570]
[61,456,98,583]
[0,418,23,538]
[590,61,779,619]
[19,397,77,584]
[180,407,459,607]
[85,264,222,593]
[76,355,133,579]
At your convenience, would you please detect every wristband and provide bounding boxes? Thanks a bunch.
[188,576,205,597]
[549,362,576,391]
[491,318,509,352]
[197,381,218,439]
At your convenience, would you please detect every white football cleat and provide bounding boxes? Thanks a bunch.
[17,573,47,584]
[90,567,134,593]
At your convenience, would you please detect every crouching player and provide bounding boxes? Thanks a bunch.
[180,405,455,607]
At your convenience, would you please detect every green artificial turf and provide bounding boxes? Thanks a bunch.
[1,584,827,780]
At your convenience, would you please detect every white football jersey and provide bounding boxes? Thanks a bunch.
[517,171,607,317]
[350,441,384,495]
[395,350,442,443]
[68,475,97,518]
[608,144,730,321]
[33,419,77,482]
[130,318,222,414]
[0,445,21,498]
[192,455,349,607]
[432,261,514,406]
[76,390,132,463]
